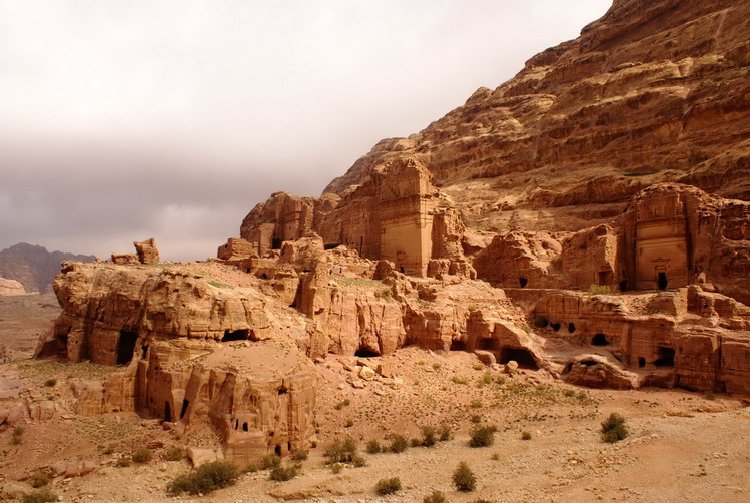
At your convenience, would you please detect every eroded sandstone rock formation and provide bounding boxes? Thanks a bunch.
[322,0,750,233]
[0,278,26,296]
[236,158,474,279]
[31,0,750,471]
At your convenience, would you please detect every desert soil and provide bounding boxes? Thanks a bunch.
[1,336,749,502]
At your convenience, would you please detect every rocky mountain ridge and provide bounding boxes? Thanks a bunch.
[0,242,96,294]
[323,0,750,233]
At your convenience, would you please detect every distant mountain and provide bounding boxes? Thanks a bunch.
[0,243,96,293]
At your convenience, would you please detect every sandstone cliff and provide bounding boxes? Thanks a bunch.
[0,242,96,293]
[323,0,750,233]
[0,278,26,296]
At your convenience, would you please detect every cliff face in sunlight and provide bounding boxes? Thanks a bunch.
[323,0,750,232]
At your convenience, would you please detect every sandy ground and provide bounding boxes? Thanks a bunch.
[1,343,749,503]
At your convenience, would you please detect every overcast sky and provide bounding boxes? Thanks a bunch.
[0,0,611,261]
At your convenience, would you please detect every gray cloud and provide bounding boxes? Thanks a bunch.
[0,0,610,260]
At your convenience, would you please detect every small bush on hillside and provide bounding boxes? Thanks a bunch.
[589,284,612,295]
[22,490,57,503]
[478,372,492,387]
[521,431,532,441]
[366,439,382,454]
[11,426,24,445]
[423,489,448,503]
[269,464,298,482]
[352,454,366,467]
[43,379,56,387]
[388,435,409,453]
[601,413,628,443]
[469,425,497,448]
[334,399,351,410]
[29,470,51,488]
[323,437,357,464]
[167,461,239,495]
[375,477,401,495]
[259,454,281,470]
[165,447,183,461]
[453,461,477,492]
[132,447,152,464]
[290,449,308,461]
[438,423,452,441]
[420,425,437,447]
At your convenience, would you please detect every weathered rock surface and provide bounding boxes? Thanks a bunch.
[562,354,639,390]
[133,237,160,265]
[322,0,750,234]
[0,242,95,293]
[237,158,473,279]
[0,278,26,296]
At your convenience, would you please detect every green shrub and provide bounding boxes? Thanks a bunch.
[165,447,183,461]
[452,375,468,385]
[589,284,612,295]
[420,425,437,447]
[601,413,628,443]
[290,449,308,461]
[345,419,354,428]
[334,399,351,410]
[375,477,401,495]
[366,440,382,454]
[469,425,497,448]
[29,470,51,488]
[352,454,366,467]
[470,399,483,409]
[470,414,483,424]
[167,461,240,495]
[22,490,57,503]
[452,461,477,492]
[329,463,343,474]
[132,447,152,464]
[43,379,57,387]
[259,454,281,469]
[478,372,492,386]
[323,437,357,464]
[424,490,448,503]
[438,423,452,441]
[269,464,298,481]
[521,431,532,441]
[389,435,408,453]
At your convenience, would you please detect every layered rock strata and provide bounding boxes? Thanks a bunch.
[0,278,26,296]
[322,0,750,233]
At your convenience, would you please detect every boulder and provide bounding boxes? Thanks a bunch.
[562,355,639,390]
[133,237,159,265]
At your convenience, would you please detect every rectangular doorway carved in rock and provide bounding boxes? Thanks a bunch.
[116,330,138,365]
